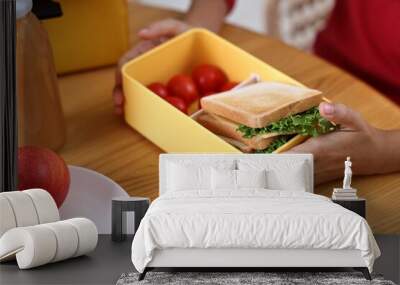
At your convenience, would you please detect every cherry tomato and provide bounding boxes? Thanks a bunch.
[164,96,188,114]
[219,81,239,92]
[147,82,169,98]
[192,64,228,95]
[167,74,199,104]
[201,91,216,97]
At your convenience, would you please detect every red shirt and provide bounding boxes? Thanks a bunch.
[314,0,400,105]
[225,0,235,13]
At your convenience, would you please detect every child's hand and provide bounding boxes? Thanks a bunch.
[113,19,192,115]
[286,102,399,184]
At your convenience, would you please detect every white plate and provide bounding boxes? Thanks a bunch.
[59,166,128,234]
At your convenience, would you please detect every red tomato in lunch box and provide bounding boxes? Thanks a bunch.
[164,96,188,114]
[192,64,228,95]
[219,81,238,92]
[147,82,169,98]
[167,75,199,104]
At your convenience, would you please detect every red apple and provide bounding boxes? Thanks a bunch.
[18,146,70,208]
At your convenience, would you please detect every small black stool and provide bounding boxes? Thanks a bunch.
[332,198,366,218]
[112,197,150,242]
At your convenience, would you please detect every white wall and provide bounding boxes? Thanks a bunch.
[136,0,269,34]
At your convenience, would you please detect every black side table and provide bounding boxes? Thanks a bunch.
[332,198,366,218]
[112,197,150,242]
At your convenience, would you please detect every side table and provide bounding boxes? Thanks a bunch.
[332,198,366,218]
[112,197,150,242]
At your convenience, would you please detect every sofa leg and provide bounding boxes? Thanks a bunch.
[354,267,371,280]
[138,268,147,281]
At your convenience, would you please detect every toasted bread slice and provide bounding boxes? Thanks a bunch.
[200,82,322,128]
[217,135,254,153]
[195,112,278,150]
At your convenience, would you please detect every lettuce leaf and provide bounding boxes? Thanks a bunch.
[237,107,337,138]
[255,135,293,153]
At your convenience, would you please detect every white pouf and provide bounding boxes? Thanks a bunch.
[64,218,98,257]
[0,225,57,268]
[0,196,17,237]
[24,188,60,224]
[42,221,79,262]
[0,192,39,227]
[0,189,98,269]
[0,218,97,269]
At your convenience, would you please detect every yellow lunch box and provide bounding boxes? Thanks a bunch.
[122,28,311,153]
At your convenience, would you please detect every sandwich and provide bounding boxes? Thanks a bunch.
[196,82,337,153]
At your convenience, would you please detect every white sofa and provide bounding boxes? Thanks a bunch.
[0,189,98,269]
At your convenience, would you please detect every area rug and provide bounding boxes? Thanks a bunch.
[116,272,395,285]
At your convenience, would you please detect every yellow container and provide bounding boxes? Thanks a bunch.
[42,0,129,74]
[122,29,308,153]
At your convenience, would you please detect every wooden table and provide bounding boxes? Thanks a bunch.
[58,3,400,234]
